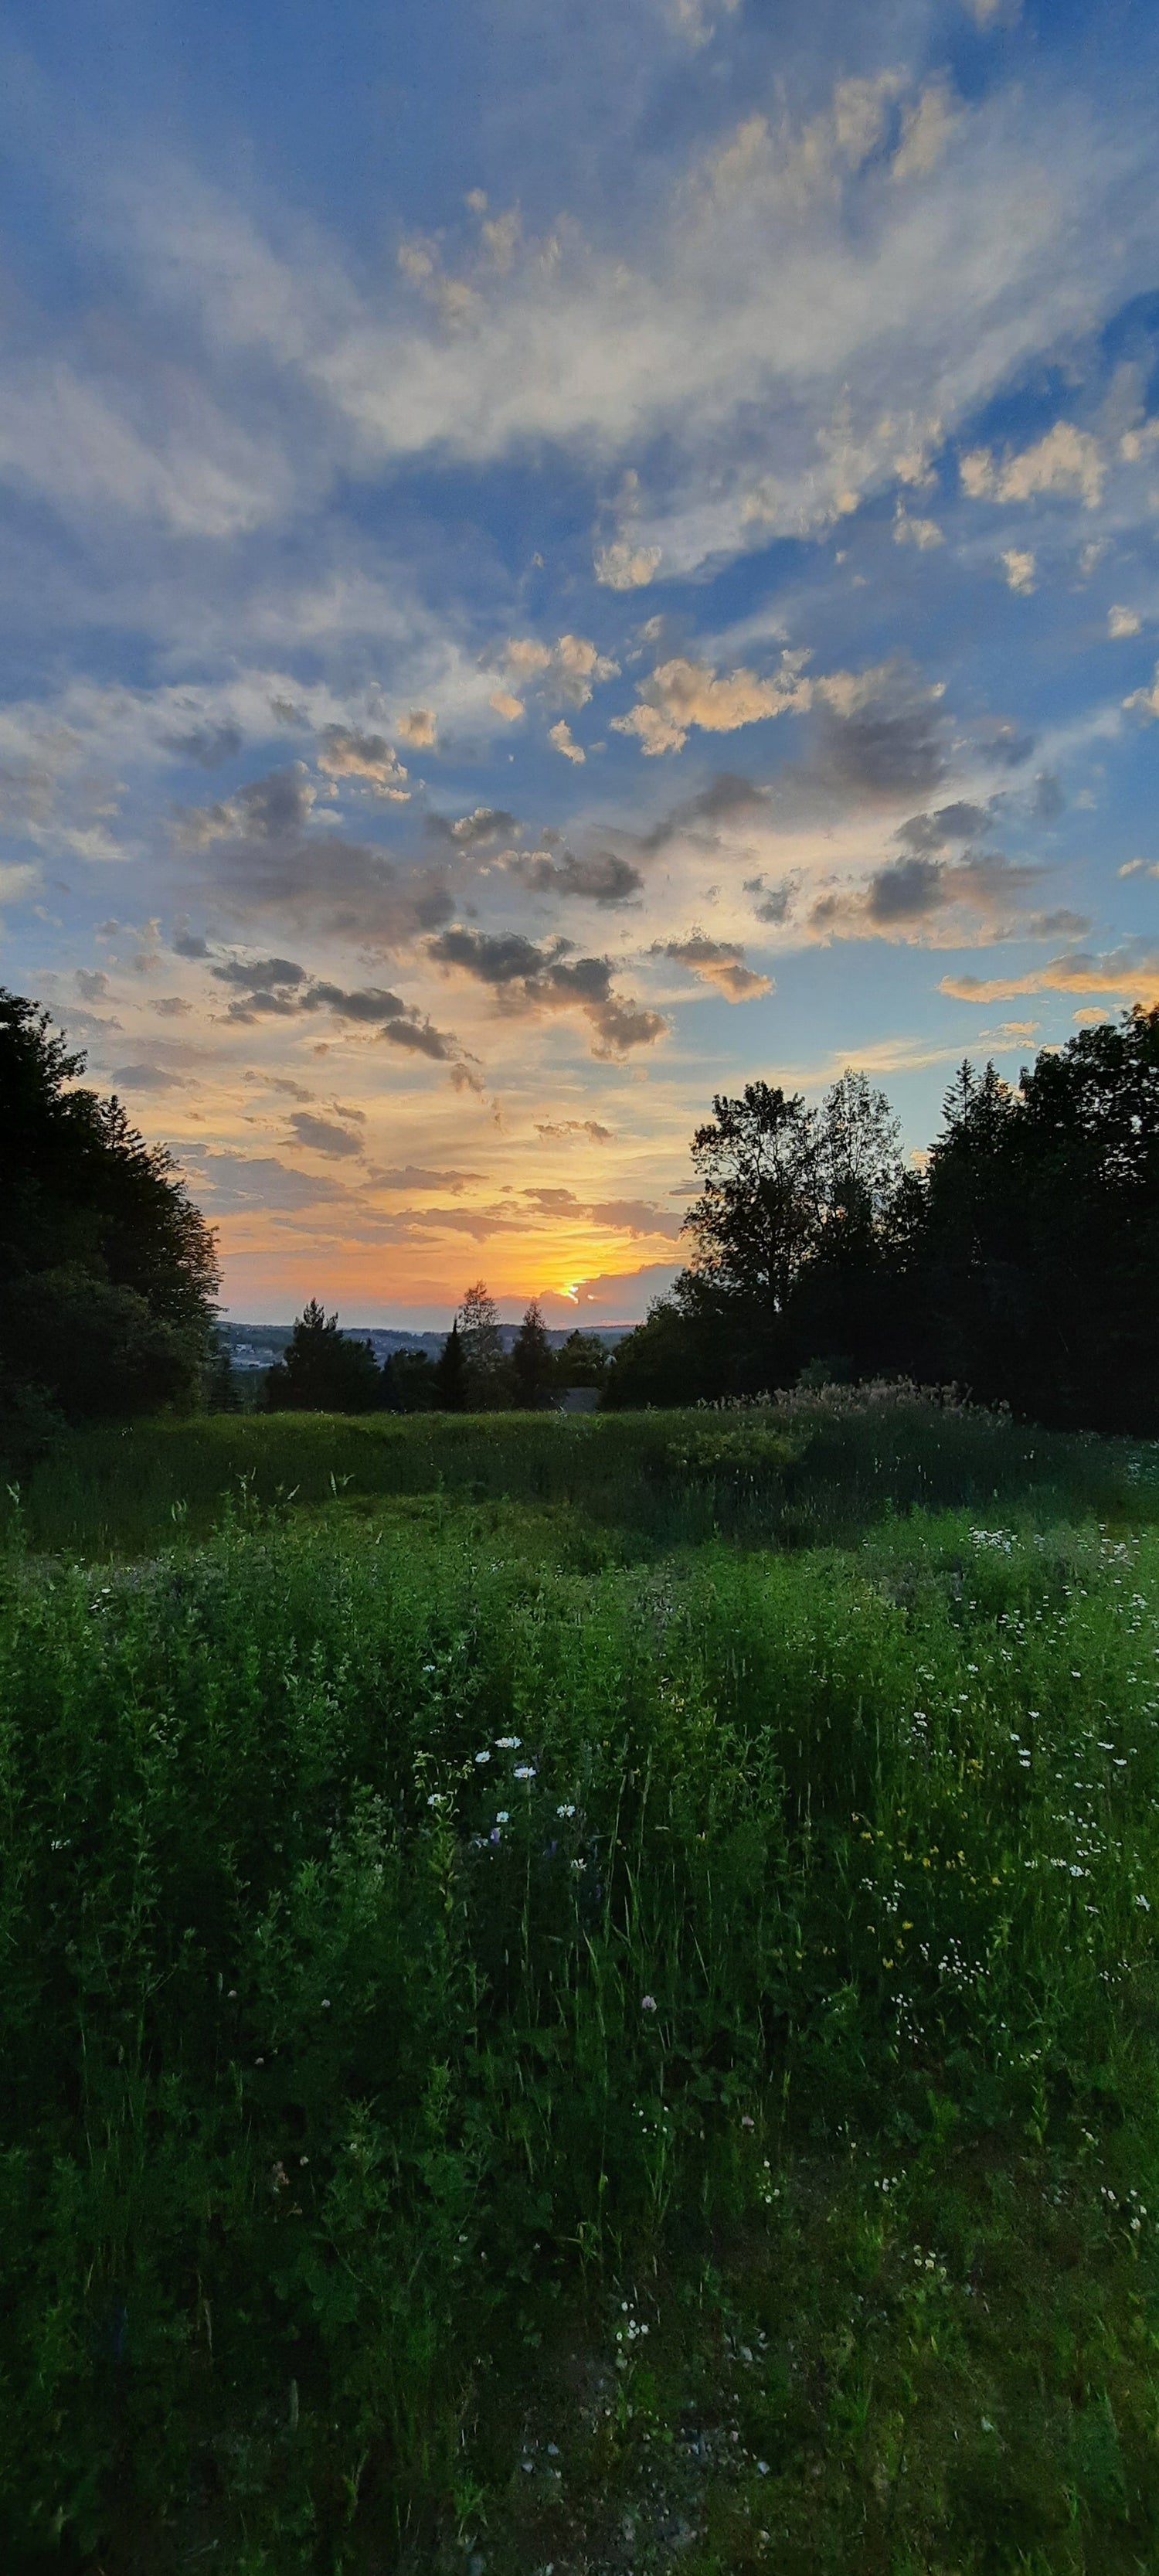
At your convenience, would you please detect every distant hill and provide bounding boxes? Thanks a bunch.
[219,1321,637,1370]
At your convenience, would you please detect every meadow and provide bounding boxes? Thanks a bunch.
[2,1388,1159,2572]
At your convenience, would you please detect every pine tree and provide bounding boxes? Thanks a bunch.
[512,1300,554,1407]
[431,1318,467,1411]
[264,1301,383,1412]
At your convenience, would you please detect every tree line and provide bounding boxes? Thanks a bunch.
[607,1006,1159,1432]
[3,983,1157,1446]
[263,1287,609,1414]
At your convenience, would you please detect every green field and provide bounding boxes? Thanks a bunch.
[3,1390,1159,2571]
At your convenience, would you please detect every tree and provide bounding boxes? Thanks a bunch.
[431,1319,467,1411]
[512,1301,554,1408]
[264,1301,385,1413]
[556,1329,610,1389]
[920,1011,1159,1428]
[390,1349,437,1411]
[682,1082,821,1318]
[459,1281,511,1407]
[0,988,219,1438]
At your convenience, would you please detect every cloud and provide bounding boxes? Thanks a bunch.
[426,924,665,1055]
[807,846,1045,944]
[205,951,464,1060]
[111,1061,188,1091]
[892,83,964,184]
[658,935,773,1000]
[744,873,800,925]
[502,635,620,709]
[75,968,110,1000]
[316,726,410,798]
[510,845,642,905]
[893,503,943,548]
[489,690,525,723]
[1001,548,1037,594]
[549,719,585,763]
[961,421,1105,509]
[288,1110,364,1159]
[588,1198,682,1237]
[896,801,991,852]
[594,540,663,590]
[175,764,322,849]
[432,805,519,849]
[186,1152,349,1212]
[1123,662,1159,720]
[165,722,243,770]
[535,1118,614,1143]
[396,708,437,747]
[372,1165,482,1190]
[178,769,455,945]
[1109,604,1142,638]
[613,650,814,755]
[940,945,1159,1005]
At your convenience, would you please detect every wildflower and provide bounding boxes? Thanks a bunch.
[556,1802,576,1818]
[474,1750,491,1764]
[1137,1894,1151,1911]
[496,1809,510,1823]
[514,1764,536,1780]
[642,1994,658,2012]
[741,2115,755,2129]
[427,1792,445,1808]
[495,1735,522,1749]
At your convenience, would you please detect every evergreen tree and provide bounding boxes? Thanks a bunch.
[0,988,219,1439]
[432,1319,467,1411]
[512,1300,554,1407]
[264,1301,384,1413]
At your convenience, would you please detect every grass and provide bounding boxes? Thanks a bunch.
[1,1390,1158,2569]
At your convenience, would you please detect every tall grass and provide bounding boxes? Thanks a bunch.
[4,1383,1156,1557]
[1,1431,1158,2562]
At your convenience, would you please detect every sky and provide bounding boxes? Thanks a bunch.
[2,0,1158,1325]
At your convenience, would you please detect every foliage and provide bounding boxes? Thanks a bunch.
[431,1319,467,1411]
[614,1009,1159,1431]
[264,1300,386,1414]
[0,989,219,1444]
[459,1279,511,1407]
[2,1411,1159,2566]
[511,1299,555,1407]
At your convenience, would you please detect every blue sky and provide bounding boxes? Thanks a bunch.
[2,0,1157,1322]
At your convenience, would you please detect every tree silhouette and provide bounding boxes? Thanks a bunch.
[0,988,219,1438]
[264,1301,385,1413]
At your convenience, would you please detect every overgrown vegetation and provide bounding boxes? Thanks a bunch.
[2,1391,1159,2570]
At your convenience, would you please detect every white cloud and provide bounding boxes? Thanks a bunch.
[549,719,585,763]
[101,67,1153,591]
[503,634,620,707]
[1001,548,1037,594]
[892,84,964,184]
[613,649,814,754]
[961,420,1105,509]
[1108,604,1142,638]
[893,503,943,548]
[0,360,291,537]
[593,539,662,590]
[1123,662,1159,719]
